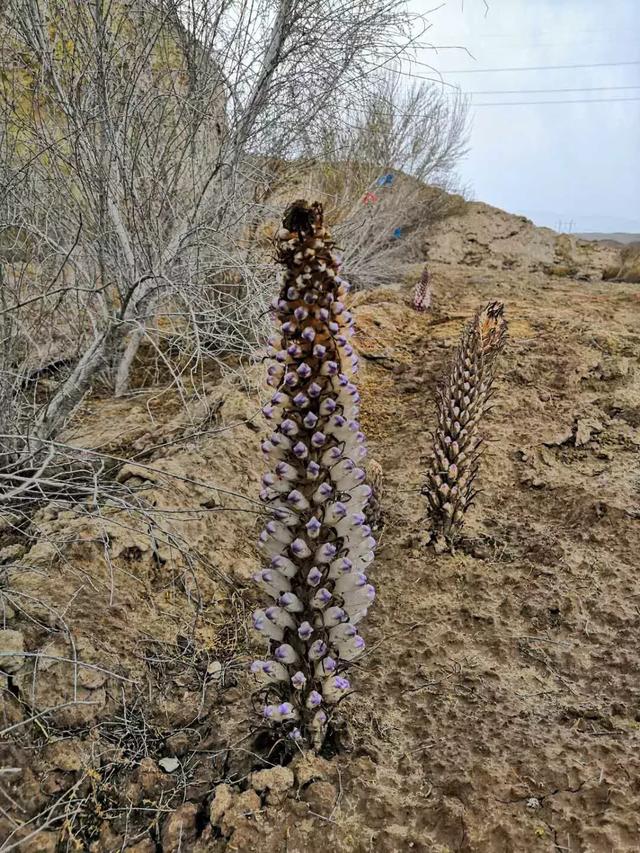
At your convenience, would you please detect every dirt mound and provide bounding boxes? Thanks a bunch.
[2,201,639,851]
[427,201,620,281]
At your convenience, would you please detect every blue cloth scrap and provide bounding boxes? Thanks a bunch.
[392,227,402,239]
[376,173,394,187]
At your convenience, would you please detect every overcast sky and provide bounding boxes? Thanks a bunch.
[408,0,640,233]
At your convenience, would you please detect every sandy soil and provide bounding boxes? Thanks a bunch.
[1,203,639,852]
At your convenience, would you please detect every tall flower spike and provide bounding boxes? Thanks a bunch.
[252,200,375,750]
[412,264,432,312]
[422,301,507,547]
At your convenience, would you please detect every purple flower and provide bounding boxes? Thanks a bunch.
[297,363,312,379]
[324,606,347,626]
[290,539,311,557]
[306,461,320,478]
[319,308,329,321]
[307,566,322,586]
[275,461,296,479]
[294,306,308,321]
[281,322,294,334]
[308,382,322,398]
[311,431,326,447]
[316,542,337,562]
[284,373,298,387]
[313,344,327,358]
[292,442,308,459]
[308,691,323,708]
[316,587,332,604]
[303,412,318,428]
[287,343,302,357]
[320,398,336,415]
[278,702,294,716]
[302,326,316,343]
[309,640,327,660]
[279,592,303,611]
[334,677,350,690]
[323,657,337,673]
[298,621,314,640]
[291,671,306,689]
[262,405,274,419]
[293,392,309,408]
[275,644,297,663]
[306,517,322,536]
[329,322,339,333]
[281,419,298,436]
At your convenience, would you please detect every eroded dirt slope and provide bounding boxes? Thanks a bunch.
[1,206,639,852]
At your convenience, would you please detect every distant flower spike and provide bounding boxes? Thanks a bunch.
[422,301,507,546]
[412,264,432,312]
[252,200,375,750]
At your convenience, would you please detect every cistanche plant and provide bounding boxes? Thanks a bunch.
[422,301,507,547]
[250,201,376,751]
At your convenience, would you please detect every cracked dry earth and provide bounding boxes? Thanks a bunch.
[2,208,640,852]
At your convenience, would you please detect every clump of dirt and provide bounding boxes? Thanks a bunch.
[2,202,639,851]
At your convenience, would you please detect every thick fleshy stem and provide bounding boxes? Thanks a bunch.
[422,301,507,546]
[252,200,375,749]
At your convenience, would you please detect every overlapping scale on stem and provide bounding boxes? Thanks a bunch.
[423,301,507,544]
[252,200,375,748]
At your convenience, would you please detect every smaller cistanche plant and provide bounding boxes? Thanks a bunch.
[422,301,507,546]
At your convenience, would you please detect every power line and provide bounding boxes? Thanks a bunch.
[463,85,640,96]
[400,59,640,79]
[441,59,640,73]
[473,96,640,106]
[348,96,640,119]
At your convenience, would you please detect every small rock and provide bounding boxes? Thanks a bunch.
[220,790,261,837]
[574,418,603,447]
[0,629,25,674]
[42,739,87,772]
[221,686,243,705]
[207,660,223,680]
[21,831,59,853]
[125,838,156,853]
[161,802,199,852]
[526,797,541,810]
[291,752,334,787]
[250,765,294,803]
[158,756,180,773]
[302,781,337,815]
[0,543,25,565]
[210,783,235,825]
[166,731,190,757]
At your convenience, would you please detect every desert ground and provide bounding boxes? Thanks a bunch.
[1,201,639,852]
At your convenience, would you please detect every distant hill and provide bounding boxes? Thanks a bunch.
[577,232,640,246]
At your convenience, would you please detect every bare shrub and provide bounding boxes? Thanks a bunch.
[298,74,469,289]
